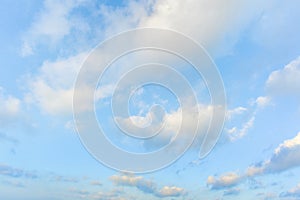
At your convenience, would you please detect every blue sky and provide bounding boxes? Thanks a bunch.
[1,0,300,199]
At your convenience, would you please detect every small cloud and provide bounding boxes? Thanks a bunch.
[51,175,79,183]
[110,174,186,198]
[0,87,22,126]
[227,106,247,120]
[90,180,102,186]
[226,116,255,141]
[69,188,90,195]
[207,172,244,190]
[156,186,186,197]
[110,174,156,194]
[20,41,34,57]
[255,96,271,108]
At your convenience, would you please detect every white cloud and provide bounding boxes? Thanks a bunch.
[275,132,300,154]
[21,0,87,56]
[226,116,255,141]
[25,53,85,115]
[24,0,266,117]
[99,0,152,36]
[140,0,264,55]
[97,0,266,57]
[227,106,247,120]
[0,88,21,125]
[226,95,271,141]
[115,103,225,151]
[207,172,243,190]
[110,174,186,198]
[209,132,300,190]
[25,52,115,116]
[264,132,300,173]
[266,56,300,97]
[246,165,264,177]
[27,80,74,115]
[255,96,271,108]
[156,186,186,197]
[110,174,156,194]
[246,132,300,175]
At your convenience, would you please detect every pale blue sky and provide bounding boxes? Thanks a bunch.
[1,0,300,199]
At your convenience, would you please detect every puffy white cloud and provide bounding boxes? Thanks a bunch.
[24,0,265,120]
[245,165,264,177]
[141,0,264,54]
[209,132,300,190]
[255,96,271,108]
[110,174,186,198]
[25,52,114,116]
[246,132,300,175]
[264,132,300,173]
[99,0,265,56]
[110,174,156,194]
[115,103,225,152]
[275,132,300,154]
[156,186,186,197]
[25,53,85,115]
[207,172,243,190]
[266,56,300,97]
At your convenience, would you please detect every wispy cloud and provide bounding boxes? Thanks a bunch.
[2,180,25,188]
[0,132,19,145]
[223,187,240,196]
[280,183,300,198]
[0,163,37,179]
[90,180,102,186]
[21,0,88,56]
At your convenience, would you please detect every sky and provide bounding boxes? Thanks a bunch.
[1,0,300,199]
